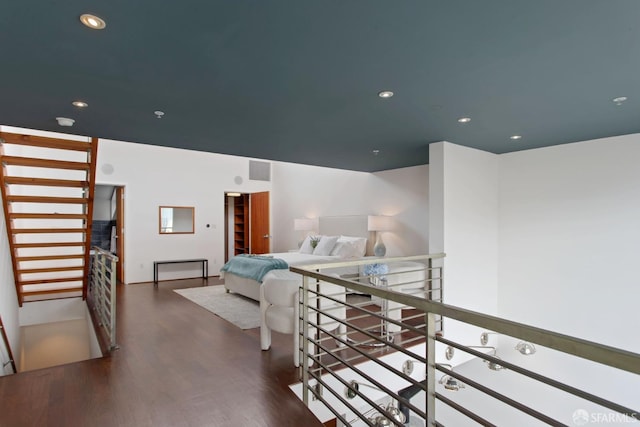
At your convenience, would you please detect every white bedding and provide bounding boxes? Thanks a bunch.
[223,218,371,301]
[270,252,339,266]
[222,252,357,301]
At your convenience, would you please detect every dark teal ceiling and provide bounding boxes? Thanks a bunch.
[1,1,639,172]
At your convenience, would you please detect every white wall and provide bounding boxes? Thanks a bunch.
[93,197,112,221]
[369,166,430,256]
[429,141,500,359]
[97,139,430,284]
[430,136,640,425]
[97,140,430,284]
[429,136,640,352]
[498,133,640,352]
[96,139,272,283]
[0,207,19,375]
[271,162,429,255]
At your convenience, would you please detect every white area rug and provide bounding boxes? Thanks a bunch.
[174,285,260,330]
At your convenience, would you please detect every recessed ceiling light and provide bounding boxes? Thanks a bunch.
[378,91,394,99]
[457,117,471,123]
[72,101,88,108]
[612,96,627,105]
[372,149,380,155]
[80,14,106,30]
[510,135,523,140]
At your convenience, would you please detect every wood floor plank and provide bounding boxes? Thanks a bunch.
[0,278,323,427]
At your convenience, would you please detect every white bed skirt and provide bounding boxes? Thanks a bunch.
[223,273,262,301]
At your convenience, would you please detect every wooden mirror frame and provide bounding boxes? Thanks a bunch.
[159,206,195,234]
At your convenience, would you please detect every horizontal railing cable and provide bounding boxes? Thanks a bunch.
[294,254,639,426]
[435,392,497,427]
[435,364,567,426]
[306,335,427,423]
[293,265,640,376]
[306,318,426,392]
[438,336,640,421]
[304,297,428,365]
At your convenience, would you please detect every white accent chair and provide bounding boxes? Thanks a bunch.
[260,270,347,367]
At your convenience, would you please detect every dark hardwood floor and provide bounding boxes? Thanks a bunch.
[0,278,324,427]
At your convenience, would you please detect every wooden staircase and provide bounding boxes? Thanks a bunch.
[0,132,97,306]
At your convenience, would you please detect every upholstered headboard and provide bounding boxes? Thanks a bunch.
[318,215,373,255]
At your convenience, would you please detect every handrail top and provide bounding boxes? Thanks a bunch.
[292,253,446,272]
[91,246,119,261]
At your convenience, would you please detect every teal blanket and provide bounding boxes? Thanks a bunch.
[220,254,288,283]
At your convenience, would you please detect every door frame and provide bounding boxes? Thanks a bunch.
[223,191,271,260]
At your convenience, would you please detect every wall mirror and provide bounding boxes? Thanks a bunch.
[159,206,194,234]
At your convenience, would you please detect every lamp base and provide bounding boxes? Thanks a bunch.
[373,233,386,257]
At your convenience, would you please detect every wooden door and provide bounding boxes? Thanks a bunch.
[115,187,125,283]
[250,191,270,254]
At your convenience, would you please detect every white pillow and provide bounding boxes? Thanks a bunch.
[299,235,317,254]
[313,235,339,256]
[338,236,367,257]
[330,240,357,258]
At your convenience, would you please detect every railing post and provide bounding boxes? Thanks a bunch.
[427,312,436,426]
[109,257,117,349]
[100,253,107,325]
[302,274,310,405]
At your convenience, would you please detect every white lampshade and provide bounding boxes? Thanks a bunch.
[294,218,316,231]
[367,215,392,231]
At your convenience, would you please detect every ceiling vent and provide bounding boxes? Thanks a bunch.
[249,160,271,182]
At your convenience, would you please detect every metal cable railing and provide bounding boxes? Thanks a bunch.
[87,247,118,351]
[291,254,640,426]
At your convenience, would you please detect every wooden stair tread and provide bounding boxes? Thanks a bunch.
[1,156,90,171]
[12,227,87,233]
[19,266,85,274]
[13,242,85,248]
[20,277,85,286]
[21,287,84,297]
[0,132,92,152]
[17,254,85,261]
[6,195,88,204]
[10,213,88,220]
[3,176,89,188]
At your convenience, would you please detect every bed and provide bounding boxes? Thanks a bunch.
[221,215,372,301]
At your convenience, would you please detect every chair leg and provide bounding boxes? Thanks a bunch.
[260,285,271,350]
[337,322,347,348]
[261,325,272,351]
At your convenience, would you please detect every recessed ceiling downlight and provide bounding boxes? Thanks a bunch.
[458,117,471,123]
[80,14,106,29]
[510,135,523,140]
[378,91,394,99]
[613,96,627,105]
[72,101,88,108]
